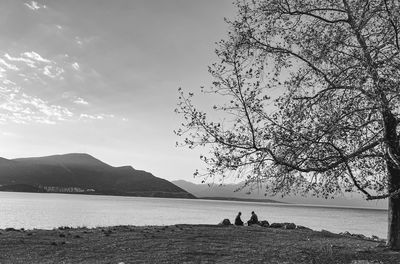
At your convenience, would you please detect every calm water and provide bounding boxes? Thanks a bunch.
[0,192,387,238]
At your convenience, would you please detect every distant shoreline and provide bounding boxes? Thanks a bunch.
[0,190,387,211]
[0,185,195,199]
[197,197,389,210]
[198,196,286,204]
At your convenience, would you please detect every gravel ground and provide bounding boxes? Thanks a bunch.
[0,225,398,264]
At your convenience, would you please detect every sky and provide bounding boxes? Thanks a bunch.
[0,0,236,182]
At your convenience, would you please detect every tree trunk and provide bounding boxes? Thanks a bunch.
[384,110,400,250]
[387,167,400,250]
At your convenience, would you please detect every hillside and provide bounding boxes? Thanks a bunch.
[0,154,194,199]
[172,180,387,209]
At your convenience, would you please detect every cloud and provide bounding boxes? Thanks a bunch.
[19,94,73,119]
[80,114,100,120]
[43,65,64,79]
[2,80,16,85]
[74,36,97,47]
[73,97,89,105]
[24,1,46,11]
[23,51,50,63]
[0,59,19,71]
[5,53,36,68]
[80,113,115,120]
[75,37,83,46]
[0,87,74,125]
[0,51,115,125]
[72,62,80,71]
[0,52,72,124]
[4,52,64,81]
[62,93,89,105]
[36,119,56,125]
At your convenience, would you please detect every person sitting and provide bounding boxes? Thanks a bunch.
[247,211,259,226]
[234,212,244,226]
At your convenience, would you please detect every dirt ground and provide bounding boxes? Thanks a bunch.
[0,225,399,264]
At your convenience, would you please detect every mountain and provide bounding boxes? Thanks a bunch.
[172,180,267,199]
[172,180,387,209]
[0,153,195,199]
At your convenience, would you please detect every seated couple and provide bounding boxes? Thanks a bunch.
[234,211,259,226]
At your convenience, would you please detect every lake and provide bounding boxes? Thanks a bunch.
[0,192,387,238]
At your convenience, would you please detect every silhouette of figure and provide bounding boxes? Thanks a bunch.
[234,212,244,226]
[247,211,259,226]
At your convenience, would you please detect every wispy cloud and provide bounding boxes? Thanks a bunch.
[73,97,89,105]
[2,80,16,85]
[4,52,64,81]
[74,36,97,47]
[0,51,71,124]
[5,53,36,68]
[72,62,80,71]
[43,65,64,79]
[80,113,115,120]
[75,37,83,46]
[0,50,117,125]
[62,93,89,106]
[23,51,51,63]
[0,59,19,71]
[24,1,46,11]
[0,88,74,125]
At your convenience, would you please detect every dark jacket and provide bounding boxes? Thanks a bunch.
[235,214,244,226]
[250,213,258,223]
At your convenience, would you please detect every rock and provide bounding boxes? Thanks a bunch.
[284,223,296,229]
[259,220,269,227]
[371,235,380,240]
[269,223,284,228]
[340,231,351,236]
[355,234,367,239]
[5,228,18,232]
[219,219,232,226]
[321,229,334,236]
[320,229,342,238]
[296,225,311,230]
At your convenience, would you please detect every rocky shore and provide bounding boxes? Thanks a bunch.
[219,218,386,243]
[0,224,398,263]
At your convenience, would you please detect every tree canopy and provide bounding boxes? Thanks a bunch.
[176,0,400,248]
[177,0,400,198]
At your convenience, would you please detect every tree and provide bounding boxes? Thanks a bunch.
[176,0,400,249]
